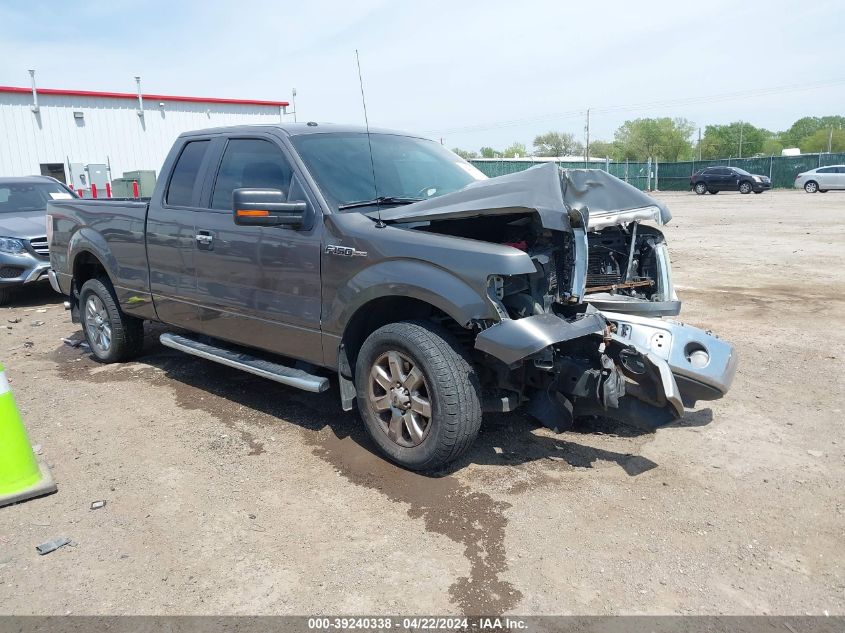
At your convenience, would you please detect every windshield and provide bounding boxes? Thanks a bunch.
[0,182,74,213]
[290,133,486,210]
[733,167,752,176]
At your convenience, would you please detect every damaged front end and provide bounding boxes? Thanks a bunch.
[372,163,737,431]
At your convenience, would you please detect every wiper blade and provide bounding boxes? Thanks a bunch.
[338,196,422,210]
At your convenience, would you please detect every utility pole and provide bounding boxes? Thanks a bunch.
[828,127,833,153]
[738,121,744,159]
[291,88,297,122]
[698,127,702,161]
[584,108,590,166]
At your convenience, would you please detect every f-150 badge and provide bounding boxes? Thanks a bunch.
[326,245,367,257]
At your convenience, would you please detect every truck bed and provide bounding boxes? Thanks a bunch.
[47,198,152,316]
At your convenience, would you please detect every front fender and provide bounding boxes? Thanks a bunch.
[327,259,496,334]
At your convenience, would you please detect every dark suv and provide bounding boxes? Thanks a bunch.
[690,166,771,194]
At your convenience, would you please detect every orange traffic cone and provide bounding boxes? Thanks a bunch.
[0,363,57,507]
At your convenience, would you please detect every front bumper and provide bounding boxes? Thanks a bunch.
[0,251,51,287]
[475,309,737,425]
[602,311,738,406]
[752,181,772,192]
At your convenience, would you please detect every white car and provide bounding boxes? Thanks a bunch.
[794,165,845,193]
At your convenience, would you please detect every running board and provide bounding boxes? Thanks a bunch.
[159,333,329,393]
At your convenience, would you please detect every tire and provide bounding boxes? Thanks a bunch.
[693,182,707,195]
[354,320,482,471]
[79,278,144,362]
[0,288,10,306]
[739,181,753,194]
[804,180,818,193]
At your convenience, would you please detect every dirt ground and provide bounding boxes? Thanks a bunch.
[0,190,843,616]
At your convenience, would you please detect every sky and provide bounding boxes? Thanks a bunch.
[2,0,843,152]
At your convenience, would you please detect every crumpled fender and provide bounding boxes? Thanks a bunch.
[474,309,605,365]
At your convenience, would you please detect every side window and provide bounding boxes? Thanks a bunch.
[817,167,835,174]
[211,139,293,210]
[166,140,210,206]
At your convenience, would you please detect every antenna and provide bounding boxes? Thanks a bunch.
[355,49,384,228]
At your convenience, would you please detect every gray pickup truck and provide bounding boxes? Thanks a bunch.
[47,123,736,470]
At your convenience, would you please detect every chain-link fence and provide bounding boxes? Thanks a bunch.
[470,152,845,191]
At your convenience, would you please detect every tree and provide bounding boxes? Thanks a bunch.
[800,128,845,153]
[761,137,784,156]
[452,147,478,160]
[613,117,695,161]
[700,122,767,159]
[587,140,618,159]
[782,116,845,148]
[503,142,527,158]
[479,146,498,158]
[532,131,582,157]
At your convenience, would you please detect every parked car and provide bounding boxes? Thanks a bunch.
[794,165,845,193]
[0,176,76,305]
[47,124,736,470]
[690,166,771,194]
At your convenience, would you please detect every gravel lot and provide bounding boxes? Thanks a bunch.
[0,190,843,615]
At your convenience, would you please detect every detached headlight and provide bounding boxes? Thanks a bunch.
[0,237,25,254]
[753,175,762,183]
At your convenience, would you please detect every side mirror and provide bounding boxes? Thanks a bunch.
[232,188,306,227]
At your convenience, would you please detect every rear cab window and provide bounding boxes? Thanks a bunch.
[166,140,211,206]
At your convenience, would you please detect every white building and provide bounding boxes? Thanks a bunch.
[0,84,289,190]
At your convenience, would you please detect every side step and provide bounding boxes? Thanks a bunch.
[159,333,330,393]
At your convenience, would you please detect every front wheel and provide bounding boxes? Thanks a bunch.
[739,181,753,194]
[693,182,707,195]
[804,180,818,193]
[354,320,482,471]
[79,278,144,362]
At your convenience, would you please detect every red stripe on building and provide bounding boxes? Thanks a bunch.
[0,85,288,107]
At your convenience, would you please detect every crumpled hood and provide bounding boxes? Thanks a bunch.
[0,210,48,240]
[561,169,671,229]
[365,162,671,231]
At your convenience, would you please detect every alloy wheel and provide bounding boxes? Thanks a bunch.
[85,295,112,355]
[368,350,432,447]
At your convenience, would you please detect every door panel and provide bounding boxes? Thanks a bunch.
[191,137,323,364]
[147,138,212,326]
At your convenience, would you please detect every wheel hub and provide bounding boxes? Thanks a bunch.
[390,386,411,410]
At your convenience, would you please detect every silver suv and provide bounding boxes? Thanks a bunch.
[0,176,76,305]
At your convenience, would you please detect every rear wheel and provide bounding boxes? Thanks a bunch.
[804,180,818,193]
[739,181,753,194]
[693,182,707,195]
[354,320,482,471]
[79,278,144,362]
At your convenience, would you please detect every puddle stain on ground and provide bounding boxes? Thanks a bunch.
[51,335,524,614]
[312,434,522,614]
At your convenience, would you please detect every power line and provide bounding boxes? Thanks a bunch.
[426,77,845,137]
